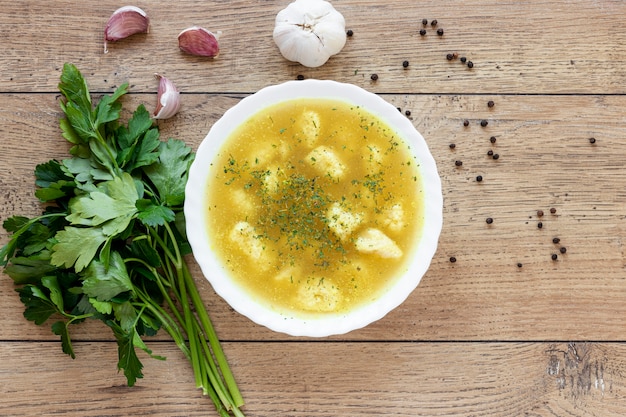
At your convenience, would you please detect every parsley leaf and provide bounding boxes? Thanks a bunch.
[51,321,76,359]
[34,160,76,201]
[144,139,194,207]
[81,251,134,302]
[63,157,113,188]
[89,298,113,315]
[94,91,124,128]
[51,226,108,271]
[132,128,161,170]
[66,172,138,233]
[57,63,92,122]
[113,301,138,332]
[16,285,58,325]
[1,215,64,269]
[135,199,175,227]
[35,160,68,186]
[2,215,30,233]
[109,320,144,387]
[4,254,57,285]
[41,275,64,311]
[21,223,53,256]
[116,105,161,172]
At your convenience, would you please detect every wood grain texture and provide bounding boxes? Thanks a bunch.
[1,341,624,417]
[3,0,626,416]
[1,1,626,94]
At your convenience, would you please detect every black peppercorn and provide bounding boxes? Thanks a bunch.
[446,53,454,61]
[431,19,438,27]
[517,262,523,268]
[397,107,402,112]
[538,221,543,229]
[296,74,305,80]
[490,136,497,143]
[370,73,378,81]
[449,143,456,149]
[492,153,500,160]
[488,100,495,108]
[476,175,483,182]
[480,119,488,127]
[486,217,493,224]
[402,60,409,68]
[560,247,567,254]
[537,210,544,217]
[487,150,494,156]
[550,208,557,214]
[589,137,596,144]
[551,254,558,261]
[449,256,456,263]
[420,29,427,36]
[346,29,354,37]
[422,18,428,26]
[455,160,463,167]
[467,61,474,68]
[405,110,411,116]
[437,28,444,36]
[460,57,467,63]
[553,237,560,244]
[463,119,470,127]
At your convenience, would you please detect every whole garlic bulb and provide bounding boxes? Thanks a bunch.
[273,0,347,68]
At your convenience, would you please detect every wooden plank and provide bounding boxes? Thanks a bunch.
[2,0,626,94]
[2,92,626,342]
[0,341,623,416]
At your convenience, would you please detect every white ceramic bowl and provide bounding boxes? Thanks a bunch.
[185,80,442,337]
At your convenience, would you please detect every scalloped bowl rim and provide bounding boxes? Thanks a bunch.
[185,79,442,337]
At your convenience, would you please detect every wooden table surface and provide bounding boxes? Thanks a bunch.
[2,1,626,416]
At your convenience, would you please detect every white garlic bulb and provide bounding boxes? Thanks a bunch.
[273,0,347,68]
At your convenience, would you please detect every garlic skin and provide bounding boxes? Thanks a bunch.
[178,26,221,57]
[273,0,347,68]
[104,6,150,54]
[153,74,181,120]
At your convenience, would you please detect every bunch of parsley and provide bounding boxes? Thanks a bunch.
[0,63,245,417]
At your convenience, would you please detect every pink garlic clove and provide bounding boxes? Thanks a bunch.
[153,74,181,120]
[104,6,149,53]
[178,26,221,58]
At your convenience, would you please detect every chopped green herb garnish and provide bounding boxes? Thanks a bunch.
[249,169,343,262]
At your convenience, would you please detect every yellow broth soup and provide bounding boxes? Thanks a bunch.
[205,98,424,317]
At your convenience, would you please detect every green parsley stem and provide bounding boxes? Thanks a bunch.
[177,257,204,391]
[146,222,244,415]
[140,291,236,416]
[145,226,205,392]
[194,324,229,399]
[125,255,187,330]
[191,307,244,412]
[148,226,179,271]
[135,291,190,358]
[183,261,245,409]
[65,313,95,323]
